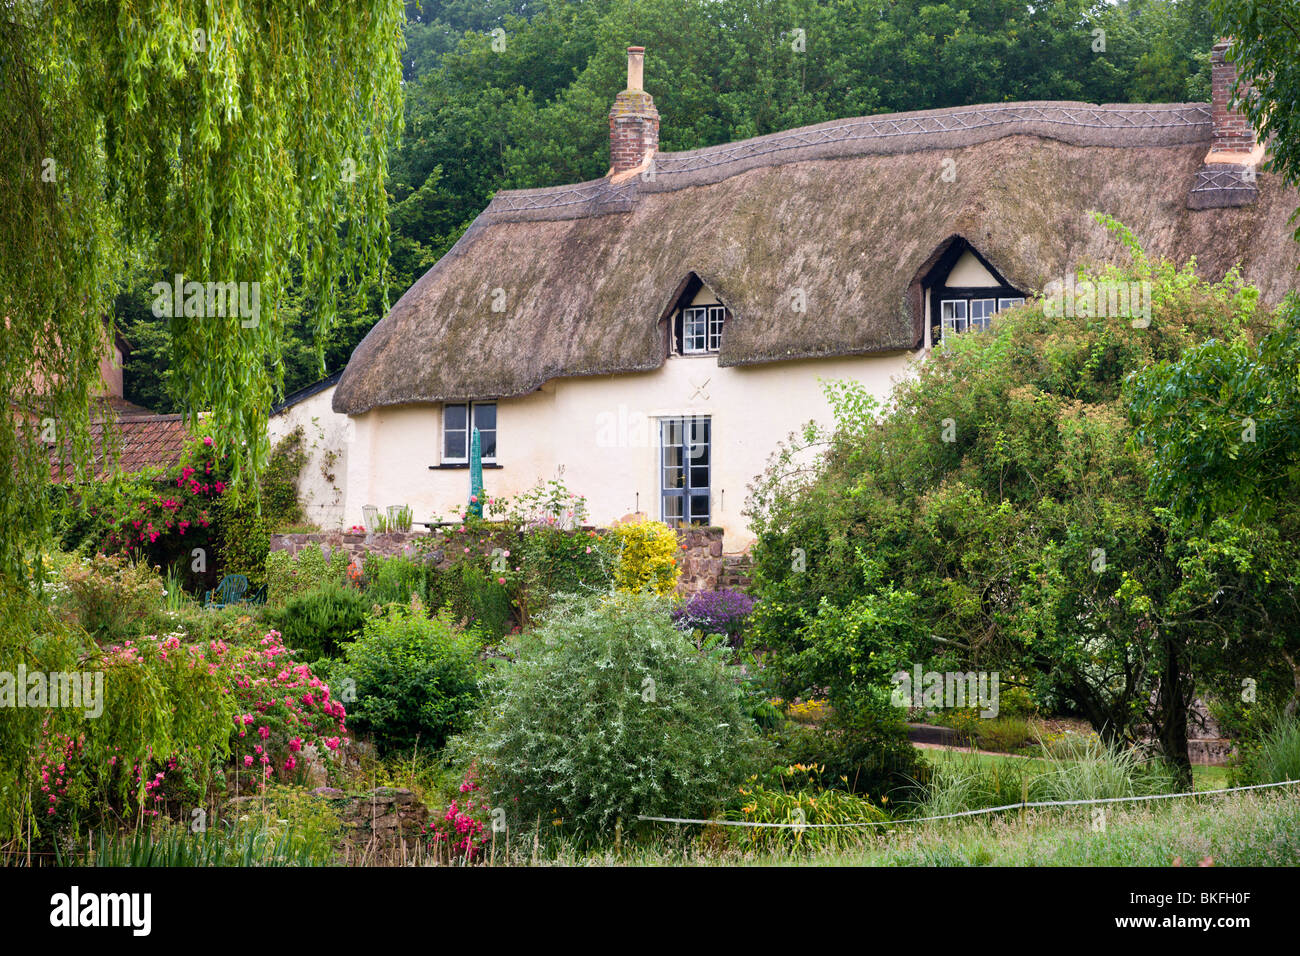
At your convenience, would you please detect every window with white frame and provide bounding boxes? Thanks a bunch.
[940,296,1024,341]
[969,298,997,332]
[442,402,497,463]
[676,305,725,354]
[940,299,968,337]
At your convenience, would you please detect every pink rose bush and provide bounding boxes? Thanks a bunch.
[424,767,491,862]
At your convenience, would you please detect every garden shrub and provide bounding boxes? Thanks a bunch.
[672,588,755,643]
[0,576,236,851]
[52,551,165,645]
[221,631,349,786]
[514,526,614,624]
[49,431,223,573]
[772,703,929,804]
[362,552,430,606]
[329,600,485,756]
[453,592,764,844]
[427,560,513,641]
[265,544,350,606]
[610,519,680,595]
[263,582,369,662]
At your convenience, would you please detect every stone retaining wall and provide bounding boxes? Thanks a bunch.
[269,525,735,596]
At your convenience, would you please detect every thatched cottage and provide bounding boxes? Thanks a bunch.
[284,41,1299,547]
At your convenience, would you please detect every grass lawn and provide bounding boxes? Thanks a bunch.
[547,789,1300,866]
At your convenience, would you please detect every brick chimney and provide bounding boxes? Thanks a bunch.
[1209,38,1257,156]
[1188,38,1261,209]
[609,46,658,177]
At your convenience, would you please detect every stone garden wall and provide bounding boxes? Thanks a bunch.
[268,526,737,596]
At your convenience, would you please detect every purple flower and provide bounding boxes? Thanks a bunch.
[672,588,755,638]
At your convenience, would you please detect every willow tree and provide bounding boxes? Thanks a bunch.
[0,0,404,578]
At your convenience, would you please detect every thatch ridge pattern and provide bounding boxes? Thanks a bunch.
[485,102,1212,222]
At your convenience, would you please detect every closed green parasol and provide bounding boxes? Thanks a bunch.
[468,426,484,518]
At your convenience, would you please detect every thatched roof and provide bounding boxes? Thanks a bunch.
[333,102,1300,414]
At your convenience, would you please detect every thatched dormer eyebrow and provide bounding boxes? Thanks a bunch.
[332,101,1300,415]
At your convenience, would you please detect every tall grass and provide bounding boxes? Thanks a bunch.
[162,562,191,612]
[1237,715,1300,785]
[55,819,338,867]
[1033,734,1177,802]
[918,735,1177,816]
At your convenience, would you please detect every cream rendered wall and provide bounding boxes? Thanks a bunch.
[945,251,999,287]
[269,385,350,529]
[344,348,921,551]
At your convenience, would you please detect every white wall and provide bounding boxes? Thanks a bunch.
[269,385,350,530]
[946,251,999,287]
[343,350,921,551]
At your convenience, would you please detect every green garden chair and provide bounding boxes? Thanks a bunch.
[204,574,249,609]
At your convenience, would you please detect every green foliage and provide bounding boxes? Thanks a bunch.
[64,789,341,866]
[745,223,1273,772]
[453,592,765,844]
[2,0,404,577]
[727,764,889,853]
[362,552,431,606]
[215,428,309,581]
[515,527,614,624]
[1232,714,1300,787]
[431,561,514,641]
[50,552,166,646]
[265,545,351,606]
[771,705,929,803]
[1032,735,1178,803]
[330,601,485,756]
[264,583,369,663]
[0,576,236,852]
[610,520,681,595]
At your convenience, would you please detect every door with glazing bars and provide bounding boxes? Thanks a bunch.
[660,416,710,526]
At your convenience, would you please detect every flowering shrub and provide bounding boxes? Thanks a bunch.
[503,478,589,530]
[424,767,491,862]
[52,429,224,576]
[610,519,680,595]
[672,588,755,641]
[221,630,348,785]
[26,623,235,836]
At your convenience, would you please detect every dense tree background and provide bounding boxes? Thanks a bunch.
[119,0,1218,410]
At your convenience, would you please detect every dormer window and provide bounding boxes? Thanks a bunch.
[915,237,1025,346]
[662,272,730,357]
[679,305,725,353]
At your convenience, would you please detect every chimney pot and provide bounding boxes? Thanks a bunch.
[627,46,645,92]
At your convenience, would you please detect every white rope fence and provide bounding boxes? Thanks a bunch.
[637,777,1300,829]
